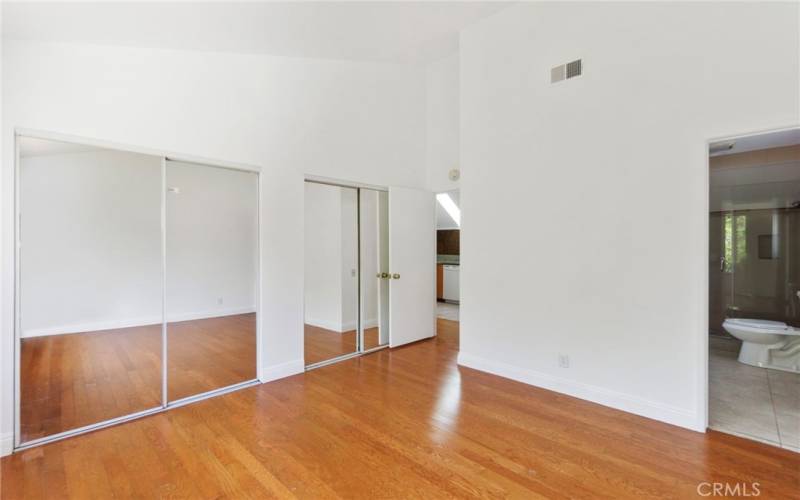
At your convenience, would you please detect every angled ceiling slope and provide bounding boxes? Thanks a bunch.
[436,190,460,229]
[2,1,511,64]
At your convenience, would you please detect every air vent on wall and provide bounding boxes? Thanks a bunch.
[551,59,582,83]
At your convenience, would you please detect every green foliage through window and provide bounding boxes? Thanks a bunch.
[722,213,747,273]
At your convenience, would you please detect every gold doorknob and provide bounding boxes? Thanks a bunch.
[392,273,400,279]
[380,272,390,279]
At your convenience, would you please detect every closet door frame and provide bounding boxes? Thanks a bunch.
[303,176,390,371]
[163,157,261,406]
[12,128,263,451]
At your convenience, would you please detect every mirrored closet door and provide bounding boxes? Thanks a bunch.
[16,135,260,449]
[165,160,259,402]
[303,181,360,366]
[18,137,164,444]
[303,181,390,368]
[360,188,390,351]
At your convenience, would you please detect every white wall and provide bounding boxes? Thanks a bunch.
[165,161,258,322]
[18,152,258,338]
[426,52,460,193]
[0,8,8,456]
[1,40,426,453]
[359,189,380,328]
[304,182,343,331]
[459,1,800,431]
[20,149,162,336]
[303,183,379,333]
[340,188,359,330]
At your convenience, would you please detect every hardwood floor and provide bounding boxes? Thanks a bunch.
[4,319,799,498]
[20,314,256,442]
[304,325,383,365]
[167,313,257,401]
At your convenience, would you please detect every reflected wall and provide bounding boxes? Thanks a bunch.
[19,140,163,442]
[165,161,259,401]
[303,182,359,365]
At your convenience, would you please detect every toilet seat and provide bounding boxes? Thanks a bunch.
[725,318,788,331]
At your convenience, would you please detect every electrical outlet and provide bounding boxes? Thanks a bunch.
[558,354,570,368]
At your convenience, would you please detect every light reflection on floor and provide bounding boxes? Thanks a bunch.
[430,369,462,443]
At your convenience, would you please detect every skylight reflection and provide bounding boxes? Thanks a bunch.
[436,193,460,227]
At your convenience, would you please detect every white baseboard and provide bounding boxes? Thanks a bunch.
[0,433,12,457]
[458,352,702,432]
[168,307,256,324]
[260,359,304,383]
[305,317,343,332]
[305,318,378,333]
[342,318,379,331]
[22,306,257,338]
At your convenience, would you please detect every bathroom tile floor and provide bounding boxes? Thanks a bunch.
[709,336,799,452]
[436,301,459,321]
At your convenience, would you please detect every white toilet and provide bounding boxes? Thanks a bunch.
[722,318,800,373]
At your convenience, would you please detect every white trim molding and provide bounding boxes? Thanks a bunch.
[458,352,702,432]
[259,359,304,384]
[22,307,257,338]
[303,317,345,333]
[303,317,378,334]
[1,433,13,457]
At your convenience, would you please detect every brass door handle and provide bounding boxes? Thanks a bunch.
[380,272,390,279]
[392,273,400,280]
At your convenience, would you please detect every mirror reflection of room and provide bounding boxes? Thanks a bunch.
[19,137,164,442]
[304,182,360,365]
[18,137,259,445]
[436,190,460,323]
[165,161,258,401]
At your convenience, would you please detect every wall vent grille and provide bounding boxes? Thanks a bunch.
[551,59,582,83]
[566,59,582,78]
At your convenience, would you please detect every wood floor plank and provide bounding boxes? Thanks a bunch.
[19,314,257,442]
[3,319,799,498]
[304,325,382,365]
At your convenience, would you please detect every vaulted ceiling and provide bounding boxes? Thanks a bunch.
[2,1,510,64]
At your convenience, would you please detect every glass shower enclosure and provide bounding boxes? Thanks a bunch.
[709,204,800,335]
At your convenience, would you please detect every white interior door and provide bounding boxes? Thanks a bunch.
[389,186,435,347]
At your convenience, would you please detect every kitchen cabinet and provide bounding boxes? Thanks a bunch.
[437,264,444,300]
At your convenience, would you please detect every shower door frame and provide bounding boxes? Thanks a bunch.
[12,128,263,451]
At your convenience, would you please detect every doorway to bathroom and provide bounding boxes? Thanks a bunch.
[707,126,800,451]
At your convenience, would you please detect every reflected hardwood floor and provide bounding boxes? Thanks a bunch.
[168,313,257,401]
[4,319,799,498]
[304,325,382,365]
[20,313,256,442]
